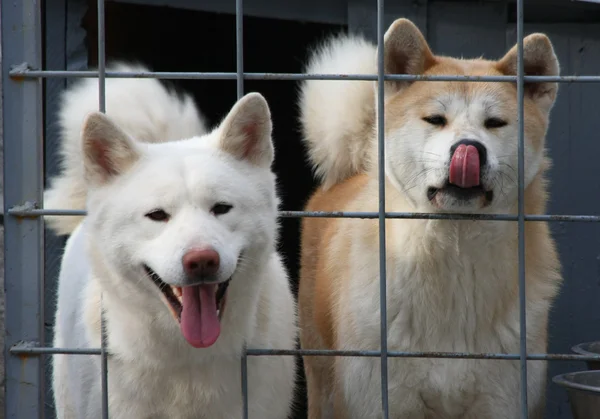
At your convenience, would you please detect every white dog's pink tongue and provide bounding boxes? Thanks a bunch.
[180,285,221,348]
[449,144,480,188]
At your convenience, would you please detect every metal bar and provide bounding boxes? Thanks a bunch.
[244,350,600,362]
[11,207,600,223]
[241,348,249,419]
[2,0,45,417]
[10,208,88,216]
[235,1,249,416]
[376,0,388,417]
[516,0,528,416]
[9,69,600,83]
[100,298,109,419]
[11,343,600,363]
[97,0,106,113]
[236,0,244,99]
[11,345,102,355]
[43,2,69,416]
[97,0,110,416]
[276,213,600,222]
[247,349,600,362]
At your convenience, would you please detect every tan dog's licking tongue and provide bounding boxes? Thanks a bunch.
[180,284,220,348]
[449,144,480,188]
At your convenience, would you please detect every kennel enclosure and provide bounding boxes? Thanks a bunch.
[4,0,600,418]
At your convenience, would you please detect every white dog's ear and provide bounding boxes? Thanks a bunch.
[379,18,436,95]
[82,112,142,186]
[217,92,274,168]
[496,33,560,114]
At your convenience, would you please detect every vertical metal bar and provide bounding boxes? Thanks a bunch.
[241,348,249,419]
[235,0,247,415]
[97,0,109,418]
[43,3,68,416]
[516,0,528,417]
[2,0,45,418]
[97,0,106,113]
[376,0,389,417]
[100,296,109,419]
[236,0,244,99]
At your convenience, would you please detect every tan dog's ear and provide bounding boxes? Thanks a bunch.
[496,33,560,114]
[378,18,436,96]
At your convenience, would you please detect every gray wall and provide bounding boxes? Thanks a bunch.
[36,0,600,418]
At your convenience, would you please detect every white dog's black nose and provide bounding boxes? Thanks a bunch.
[450,140,487,168]
[182,248,220,280]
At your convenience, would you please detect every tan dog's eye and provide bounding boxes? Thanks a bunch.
[484,117,508,129]
[422,115,447,127]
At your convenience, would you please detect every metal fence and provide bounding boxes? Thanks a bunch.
[3,0,600,418]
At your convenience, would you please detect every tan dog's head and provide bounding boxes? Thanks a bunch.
[379,18,559,212]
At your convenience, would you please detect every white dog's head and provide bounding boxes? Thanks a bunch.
[378,19,559,213]
[82,93,278,349]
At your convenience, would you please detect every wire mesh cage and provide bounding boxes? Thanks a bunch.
[3,0,600,418]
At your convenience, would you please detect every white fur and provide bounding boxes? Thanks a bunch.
[299,35,377,189]
[299,26,561,419]
[45,63,208,235]
[50,72,298,419]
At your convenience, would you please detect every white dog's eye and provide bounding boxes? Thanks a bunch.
[422,115,447,127]
[145,209,170,222]
[484,117,508,129]
[211,203,233,216]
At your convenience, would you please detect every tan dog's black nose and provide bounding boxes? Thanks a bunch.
[450,139,487,168]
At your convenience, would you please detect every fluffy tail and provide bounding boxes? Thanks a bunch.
[299,34,377,189]
[44,62,208,236]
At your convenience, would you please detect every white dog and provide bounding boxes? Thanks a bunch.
[47,63,298,419]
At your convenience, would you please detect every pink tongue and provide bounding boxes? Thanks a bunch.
[180,285,221,348]
[449,144,480,188]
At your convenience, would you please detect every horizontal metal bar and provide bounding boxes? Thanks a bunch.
[10,208,86,216]
[11,343,101,355]
[11,342,600,362]
[10,206,600,222]
[280,212,600,222]
[9,67,600,83]
[246,349,600,362]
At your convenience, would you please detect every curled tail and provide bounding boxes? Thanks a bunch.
[44,62,207,235]
[299,34,377,189]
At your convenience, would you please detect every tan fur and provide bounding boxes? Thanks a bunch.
[299,18,562,419]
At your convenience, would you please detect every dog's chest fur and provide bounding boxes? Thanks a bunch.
[105,354,242,419]
[336,220,546,418]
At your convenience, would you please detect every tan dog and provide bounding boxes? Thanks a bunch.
[298,18,562,419]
